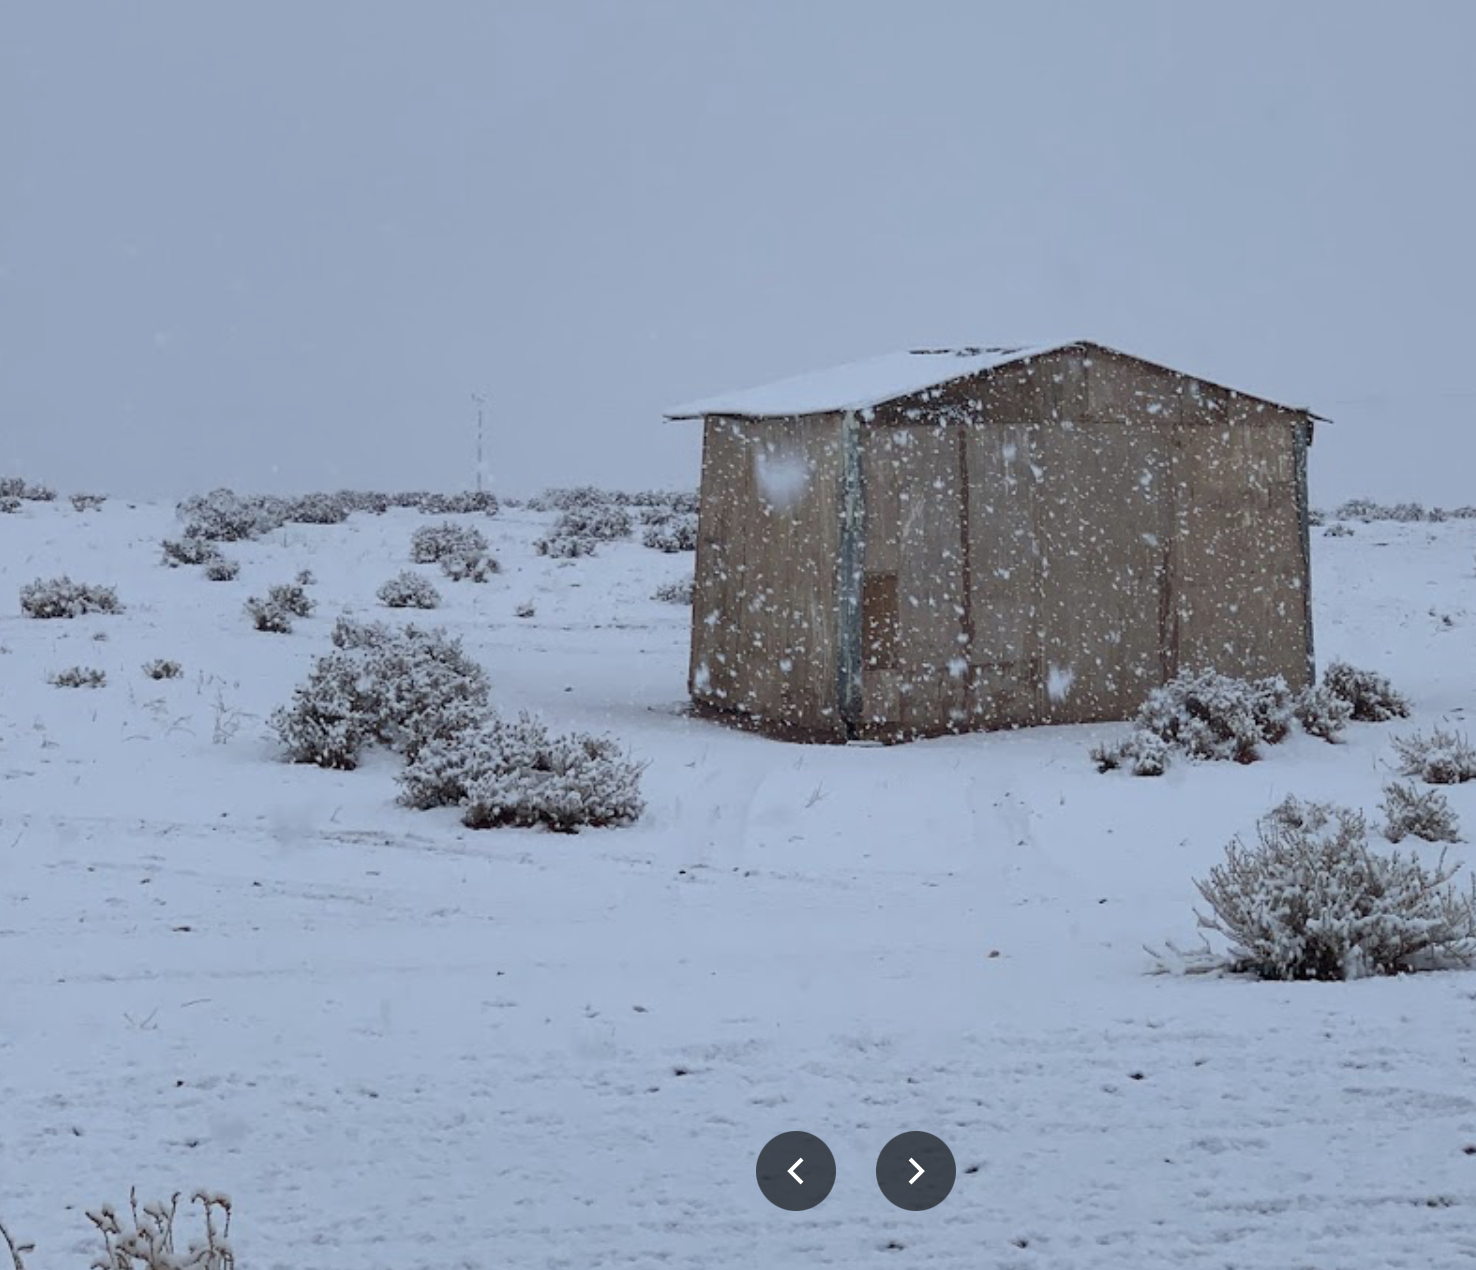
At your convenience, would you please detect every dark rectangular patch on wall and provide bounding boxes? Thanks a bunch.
[862,572,899,670]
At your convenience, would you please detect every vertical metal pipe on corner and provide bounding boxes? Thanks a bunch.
[836,410,865,738]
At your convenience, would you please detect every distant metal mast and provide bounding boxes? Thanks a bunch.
[472,392,487,493]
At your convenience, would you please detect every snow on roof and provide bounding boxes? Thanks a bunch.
[664,343,1073,420]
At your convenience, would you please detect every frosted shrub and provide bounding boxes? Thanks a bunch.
[70,492,107,511]
[203,557,239,582]
[1320,660,1410,722]
[143,658,184,680]
[1090,728,1170,776]
[410,521,489,565]
[161,537,223,568]
[1196,801,1476,980]
[20,576,124,619]
[440,548,498,582]
[3,1191,235,1270]
[378,570,442,609]
[268,583,314,617]
[284,491,349,524]
[1134,668,1293,763]
[0,477,56,501]
[653,578,694,604]
[1323,522,1354,538]
[1380,780,1462,843]
[554,504,632,542]
[418,491,499,515]
[528,485,617,511]
[271,621,490,769]
[1392,727,1476,785]
[178,488,287,541]
[642,513,698,553]
[399,711,645,832]
[50,665,107,688]
[514,600,536,618]
[535,532,597,558]
[0,496,19,514]
[244,596,295,633]
[1294,682,1353,741]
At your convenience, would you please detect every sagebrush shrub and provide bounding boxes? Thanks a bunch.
[553,504,632,542]
[20,577,123,619]
[399,711,645,832]
[410,521,489,565]
[284,492,349,524]
[440,548,498,582]
[642,513,698,553]
[1134,668,1293,763]
[1392,727,1476,784]
[271,621,490,769]
[70,492,107,511]
[378,570,442,609]
[1323,522,1355,538]
[161,537,223,568]
[1196,801,1476,980]
[1321,660,1410,721]
[0,496,19,514]
[244,596,295,633]
[515,601,536,618]
[418,491,499,515]
[50,665,107,688]
[1090,728,1169,776]
[653,578,694,605]
[536,532,597,558]
[267,583,314,618]
[1294,682,1353,741]
[1,477,56,502]
[142,659,184,680]
[178,488,287,541]
[1380,780,1462,843]
[203,557,240,582]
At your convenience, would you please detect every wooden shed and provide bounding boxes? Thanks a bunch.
[666,341,1319,743]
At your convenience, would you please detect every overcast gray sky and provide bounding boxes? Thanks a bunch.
[4,2,1474,503]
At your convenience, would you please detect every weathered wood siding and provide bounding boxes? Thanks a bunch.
[689,413,845,736]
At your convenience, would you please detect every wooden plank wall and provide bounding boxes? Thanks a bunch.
[689,413,845,736]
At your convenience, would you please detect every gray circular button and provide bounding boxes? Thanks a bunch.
[875,1131,956,1210]
[755,1131,836,1211]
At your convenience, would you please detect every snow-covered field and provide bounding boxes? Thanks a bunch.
[3,499,1475,1269]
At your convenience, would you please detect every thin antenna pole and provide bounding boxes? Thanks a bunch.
[472,392,487,494]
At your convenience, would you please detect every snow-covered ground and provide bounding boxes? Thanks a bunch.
[3,500,1475,1268]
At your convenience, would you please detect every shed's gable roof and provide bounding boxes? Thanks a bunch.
[664,344,1062,420]
[664,341,1322,421]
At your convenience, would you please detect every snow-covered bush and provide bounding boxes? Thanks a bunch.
[514,601,536,618]
[1090,728,1170,776]
[1392,727,1476,785]
[142,658,184,680]
[0,477,56,501]
[295,568,316,587]
[271,621,491,769]
[1381,780,1462,843]
[3,1191,236,1270]
[554,504,632,542]
[203,557,240,582]
[440,548,498,582]
[268,583,314,618]
[1195,801,1476,980]
[535,532,597,558]
[20,577,124,619]
[378,570,442,609]
[410,521,489,565]
[70,492,107,511]
[653,578,694,604]
[1134,668,1293,763]
[0,495,19,514]
[1294,682,1353,741]
[161,537,223,568]
[398,711,645,832]
[244,596,295,633]
[642,513,698,553]
[527,485,617,512]
[1323,522,1354,538]
[284,492,349,524]
[177,489,287,541]
[1320,660,1410,722]
[50,665,107,688]
[418,491,499,515]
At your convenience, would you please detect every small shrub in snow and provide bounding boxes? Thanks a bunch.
[535,532,598,558]
[161,537,223,568]
[295,568,316,586]
[1195,801,1476,980]
[143,659,184,680]
[244,596,295,633]
[1320,660,1410,722]
[1090,728,1169,776]
[2,478,56,501]
[554,504,632,542]
[203,557,240,582]
[1381,780,1462,843]
[398,712,645,832]
[50,665,107,688]
[1323,522,1354,538]
[418,490,499,515]
[410,521,489,565]
[177,488,287,541]
[20,577,123,619]
[1294,682,1353,742]
[653,578,694,605]
[378,570,442,609]
[267,583,315,618]
[642,513,698,553]
[1134,668,1293,763]
[271,622,491,769]
[1392,727,1476,785]
[0,495,19,514]
[515,601,536,618]
[528,485,617,512]
[440,548,498,582]
[284,491,349,524]
[70,492,107,511]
